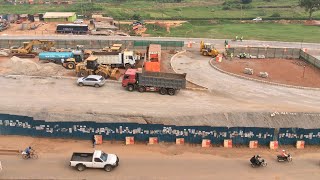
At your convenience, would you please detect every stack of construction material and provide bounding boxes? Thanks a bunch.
[259,72,269,78]
[244,68,253,75]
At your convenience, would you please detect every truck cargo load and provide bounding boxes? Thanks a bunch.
[144,44,161,72]
[122,69,186,96]
[95,51,137,69]
[147,44,161,62]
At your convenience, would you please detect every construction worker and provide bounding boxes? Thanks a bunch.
[235,36,238,41]
[225,40,228,46]
[240,36,243,42]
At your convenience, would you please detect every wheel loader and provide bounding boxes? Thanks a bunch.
[75,56,121,80]
[200,41,219,57]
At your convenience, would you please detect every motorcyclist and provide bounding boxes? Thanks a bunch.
[24,146,32,158]
[255,155,262,165]
[281,150,288,158]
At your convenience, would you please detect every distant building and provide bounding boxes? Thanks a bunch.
[43,12,76,22]
[92,14,114,25]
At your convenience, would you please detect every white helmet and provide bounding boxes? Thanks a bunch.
[282,149,285,152]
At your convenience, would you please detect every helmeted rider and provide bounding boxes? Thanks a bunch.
[255,155,262,165]
[24,146,32,158]
[281,150,288,158]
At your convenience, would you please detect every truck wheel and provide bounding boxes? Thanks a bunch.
[202,51,208,56]
[76,164,86,171]
[125,64,131,69]
[138,86,145,93]
[67,62,75,69]
[167,88,175,96]
[159,88,167,95]
[79,70,88,77]
[104,165,112,172]
[94,84,100,88]
[128,85,134,92]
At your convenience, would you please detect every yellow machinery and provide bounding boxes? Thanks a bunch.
[11,40,55,58]
[75,56,121,80]
[102,44,122,53]
[200,41,219,57]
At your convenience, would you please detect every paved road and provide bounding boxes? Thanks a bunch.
[0,136,319,180]
[1,35,320,49]
[171,51,320,113]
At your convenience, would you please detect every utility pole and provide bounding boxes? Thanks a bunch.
[302,65,306,78]
[240,4,242,21]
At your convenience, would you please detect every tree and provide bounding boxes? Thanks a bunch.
[241,0,252,4]
[299,0,320,20]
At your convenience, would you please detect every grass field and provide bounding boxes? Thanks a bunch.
[0,0,319,20]
[142,21,320,43]
[1,0,319,43]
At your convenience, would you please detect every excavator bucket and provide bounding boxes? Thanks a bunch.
[109,68,122,80]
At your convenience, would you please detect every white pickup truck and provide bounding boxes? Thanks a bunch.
[70,150,119,172]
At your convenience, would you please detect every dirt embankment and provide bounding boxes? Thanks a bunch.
[213,58,320,88]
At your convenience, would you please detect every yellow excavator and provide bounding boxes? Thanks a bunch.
[200,41,219,57]
[11,40,55,58]
[75,56,121,80]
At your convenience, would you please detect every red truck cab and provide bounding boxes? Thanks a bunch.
[122,68,137,91]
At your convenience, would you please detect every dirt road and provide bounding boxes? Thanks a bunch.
[1,75,320,127]
[0,136,319,180]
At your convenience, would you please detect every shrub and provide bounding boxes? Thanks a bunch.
[270,12,281,17]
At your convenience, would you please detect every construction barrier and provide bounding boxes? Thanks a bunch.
[176,138,184,145]
[202,139,211,148]
[215,55,223,62]
[149,137,158,145]
[1,113,320,146]
[296,140,305,149]
[95,135,103,145]
[270,141,278,150]
[249,141,258,149]
[224,139,232,148]
[125,136,134,145]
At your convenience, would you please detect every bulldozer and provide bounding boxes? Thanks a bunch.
[200,41,219,57]
[75,56,121,80]
[11,40,55,58]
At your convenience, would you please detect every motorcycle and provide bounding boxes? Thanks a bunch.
[21,150,38,160]
[250,157,267,167]
[277,154,292,162]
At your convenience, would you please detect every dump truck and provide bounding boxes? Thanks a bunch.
[144,44,161,72]
[70,150,119,172]
[95,51,138,69]
[200,41,219,57]
[75,56,121,80]
[122,69,186,96]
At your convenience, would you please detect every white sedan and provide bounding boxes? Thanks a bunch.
[77,75,106,88]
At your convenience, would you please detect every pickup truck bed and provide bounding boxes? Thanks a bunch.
[71,153,93,162]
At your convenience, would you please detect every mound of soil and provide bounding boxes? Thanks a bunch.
[1,56,73,77]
